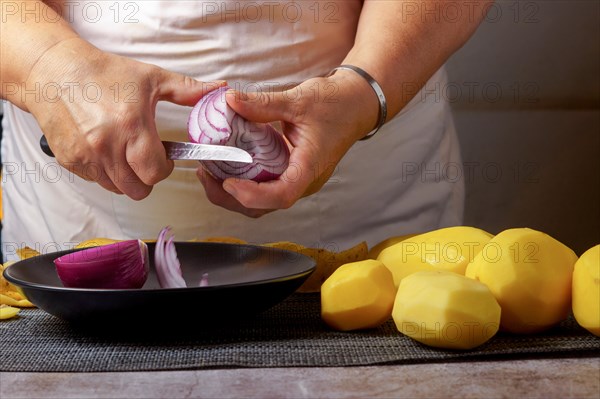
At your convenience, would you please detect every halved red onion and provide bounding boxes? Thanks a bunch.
[154,227,187,289]
[54,240,149,289]
[188,86,290,182]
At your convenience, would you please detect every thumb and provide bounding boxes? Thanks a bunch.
[225,89,296,123]
[157,69,226,106]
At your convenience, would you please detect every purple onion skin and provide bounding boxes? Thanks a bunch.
[54,240,149,289]
[188,86,290,182]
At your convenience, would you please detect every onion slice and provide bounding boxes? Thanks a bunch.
[199,273,209,287]
[54,240,149,289]
[154,227,187,289]
[188,86,290,182]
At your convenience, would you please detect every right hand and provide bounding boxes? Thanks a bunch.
[25,38,223,200]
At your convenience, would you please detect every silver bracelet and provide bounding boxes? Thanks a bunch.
[327,64,387,141]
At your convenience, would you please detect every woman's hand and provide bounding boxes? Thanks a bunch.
[25,38,222,200]
[196,70,380,217]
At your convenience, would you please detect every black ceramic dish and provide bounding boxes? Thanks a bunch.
[3,242,315,325]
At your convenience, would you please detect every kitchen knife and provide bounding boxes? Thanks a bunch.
[39,135,253,163]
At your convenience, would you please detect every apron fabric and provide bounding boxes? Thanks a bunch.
[1,1,463,261]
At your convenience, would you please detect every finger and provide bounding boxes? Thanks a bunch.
[196,167,271,218]
[225,89,298,124]
[126,124,174,186]
[222,143,317,209]
[89,172,123,195]
[221,178,299,211]
[157,69,226,106]
[64,161,123,195]
[106,158,153,200]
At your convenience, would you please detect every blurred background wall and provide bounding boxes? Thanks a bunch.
[445,0,599,254]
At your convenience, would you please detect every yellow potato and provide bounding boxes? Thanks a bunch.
[75,238,121,249]
[321,259,396,331]
[0,305,20,320]
[304,242,368,293]
[331,242,369,274]
[465,228,577,334]
[393,271,501,350]
[368,233,420,259]
[377,226,493,288]
[572,244,600,336]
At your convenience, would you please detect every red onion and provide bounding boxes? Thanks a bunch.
[54,240,149,289]
[155,227,187,289]
[188,86,290,182]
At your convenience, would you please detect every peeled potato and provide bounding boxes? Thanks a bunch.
[465,228,577,334]
[368,233,420,259]
[378,226,493,288]
[572,244,600,336]
[321,259,396,331]
[393,271,501,350]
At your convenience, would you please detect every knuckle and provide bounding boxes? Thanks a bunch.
[285,93,308,121]
[182,74,197,90]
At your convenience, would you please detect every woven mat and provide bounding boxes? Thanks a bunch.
[1,294,598,372]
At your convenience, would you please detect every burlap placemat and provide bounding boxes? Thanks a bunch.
[1,294,598,372]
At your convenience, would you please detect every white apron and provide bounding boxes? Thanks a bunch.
[1,1,464,261]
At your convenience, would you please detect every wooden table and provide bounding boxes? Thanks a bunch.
[1,357,598,398]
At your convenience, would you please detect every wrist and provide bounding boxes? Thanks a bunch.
[325,69,381,141]
[23,38,101,113]
[27,38,98,86]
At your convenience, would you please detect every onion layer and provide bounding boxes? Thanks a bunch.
[54,240,149,289]
[155,227,187,289]
[188,86,290,182]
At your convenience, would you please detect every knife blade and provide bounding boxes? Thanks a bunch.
[39,135,253,163]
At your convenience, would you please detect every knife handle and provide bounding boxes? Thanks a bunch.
[40,135,55,157]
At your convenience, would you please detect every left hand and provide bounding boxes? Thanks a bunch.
[196,71,379,217]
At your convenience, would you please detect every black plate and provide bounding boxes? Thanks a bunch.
[3,242,315,325]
